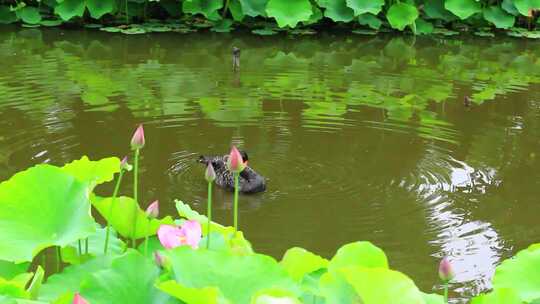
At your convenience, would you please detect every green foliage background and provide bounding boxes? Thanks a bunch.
[0,0,539,34]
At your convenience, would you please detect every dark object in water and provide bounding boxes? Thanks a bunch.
[464,96,472,107]
[232,46,240,71]
[198,151,266,194]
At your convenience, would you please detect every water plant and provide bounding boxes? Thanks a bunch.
[103,156,130,255]
[227,146,245,234]
[144,200,159,255]
[205,162,216,249]
[130,124,145,248]
[438,257,454,303]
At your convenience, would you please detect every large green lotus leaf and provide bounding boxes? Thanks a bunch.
[492,247,540,302]
[239,0,268,17]
[358,13,382,29]
[319,270,360,303]
[421,292,445,304]
[175,200,234,236]
[386,3,418,30]
[444,0,481,19]
[61,225,126,265]
[318,0,354,22]
[346,0,384,16]
[483,6,515,28]
[280,247,328,282]
[230,0,245,21]
[303,4,323,25]
[54,0,86,21]
[156,280,226,304]
[424,0,456,21]
[165,246,300,304]
[415,18,434,34]
[86,0,115,19]
[0,273,34,299]
[328,241,388,272]
[266,0,312,28]
[342,267,425,304]
[0,165,96,263]
[61,156,120,188]
[92,196,174,240]
[470,288,522,304]
[528,243,540,252]
[513,0,540,16]
[251,288,302,304]
[0,261,29,280]
[39,256,112,302]
[80,250,170,304]
[182,0,223,20]
[17,7,42,24]
[0,5,18,24]
[502,0,520,15]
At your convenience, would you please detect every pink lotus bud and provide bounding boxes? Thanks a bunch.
[227,146,245,173]
[120,156,132,171]
[73,293,89,304]
[205,163,216,182]
[130,124,145,150]
[145,200,159,219]
[438,257,454,282]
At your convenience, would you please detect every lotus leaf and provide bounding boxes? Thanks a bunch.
[183,0,223,20]
[483,6,515,29]
[346,0,384,16]
[329,241,388,271]
[0,261,29,280]
[416,18,434,34]
[252,28,278,35]
[470,288,522,304]
[79,250,170,304]
[92,196,175,240]
[502,0,520,15]
[0,5,18,24]
[251,288,302,304]
[230,0,245,21]
[17,7,42,24]
[492,246,540,302]
[54,0,86,21]
[445,0,481,19]
[61,156,120,188]
[513,0,540,16]
[280,247,328,282]
[164,246,300,303]
[358,13,382,29]
[156,280,225,304]
[86,0,115,19]
[266,0,313,28]
[424,0,456,21]
[341,266,425,304]
[39,256,112,302]
[0,165,96,263]
[318,0,355,22]
[61,225,125,264]
[239,0,268,17]
[319,270,360,303]
[386,3,418,30]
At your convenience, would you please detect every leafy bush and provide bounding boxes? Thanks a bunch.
[0,0,539,34]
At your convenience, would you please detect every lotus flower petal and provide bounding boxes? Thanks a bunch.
[130,124,145,150]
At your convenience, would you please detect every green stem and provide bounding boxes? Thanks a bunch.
[144,219,150,256]
[206,182,213,249]
[41,250,46,271]
[233,172,239,234]
[222,0,231,18]
[104,169,125,254]
[443,282,448,303]
[78,240,82,256]
[132,149,140,248]
[84,238,89,255]
[56,247,62,273]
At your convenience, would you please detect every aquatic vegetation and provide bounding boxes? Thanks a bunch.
[205,163,216,249]
[0,0,539,35]
[227,145,245,233]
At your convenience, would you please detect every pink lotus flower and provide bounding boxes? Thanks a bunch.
[205,163,216,182]
[73,293,89,304]
[439,257,454,282]
[145,200,159,219]
[227,146,245,173]
[130,124,145,150]
[157,221,202,250]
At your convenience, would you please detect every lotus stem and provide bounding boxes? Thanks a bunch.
[56,247,62,273]
[104,169,125,254]
[233,172,239,234]
[84,238,88,254]
[144,219,150,256]
[222,0,231,18]
[443,282,448,303]
[132,148,140,248]
[78,240,82,256]
[206,182,213,249]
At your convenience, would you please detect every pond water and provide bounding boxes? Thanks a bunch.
[1,26,539,301]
